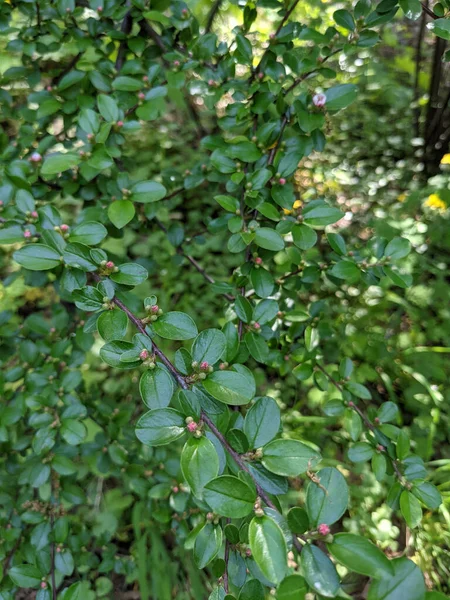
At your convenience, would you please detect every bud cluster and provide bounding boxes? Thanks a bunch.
[185,417,203,438]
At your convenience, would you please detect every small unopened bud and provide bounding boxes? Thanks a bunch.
[191,361,199,369]
[139,349,150,361]
[174,60,180,67]
[182,8,188,14]
[200,361,209,371]
[245,548,252,556]
[143,75,149,82]
[377,444,385,452]
[29,152,42,162]
[219,362,228,370]
[269,32,276,40]
[348,400,355,407]
[279,177,286,185]
[97,5,103,11]
[105,260,114,269]
[258,71,264,80]
[254,257,263,265]
[318,523,330,535]
[117,120,124,127]
[374,417,380,425]
[172,486,179,493]
[87,133,95,141]
[138,92,145,100]
[60,224,69,232]
[313,93,326,108]
[24,230,32,238]
[208,79,214,86]
[31,211,38,218]
[41,582,47,589]
[150,304,159,313]
[46,85,53,92]
[254,322,261,330]
[198,372,207,380]
[187,421,197,433]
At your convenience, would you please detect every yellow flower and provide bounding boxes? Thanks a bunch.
[440,153,450,165]
[283,199,302,215]
[397,193,407,203]
[424,194,447,212]
[293,200,302,209]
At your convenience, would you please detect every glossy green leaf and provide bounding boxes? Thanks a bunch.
[108,200,135,228]
[192,329,226,365]
[301,544,340,598]
[135,408,185,446]
[262,439,321,477]
[139,367,175,409]
[367,557,426,600]
[244,397,280,448]
[203,475,256,517]
[14,244,61,271]
[306,467,349,527]
[181,436,219,498]
[131,180,167,203]
[248,516,287,585]
[97,310,128,341]
[152,311,198,340]
[194,523,223,569]
[328,533,394,578]
[203,370,255,406]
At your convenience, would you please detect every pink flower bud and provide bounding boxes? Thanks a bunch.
[117,120,124,127]
[254,322,261,330]
[46,85,53,92]
[245,548,252,556]
[139,349,150,360]
[24,230,32,238]
[138,92,145,100]
[105,261,114,269]
[313,93,326,108]
[142,75,149,82]
[258,72,264,79]
[208,79,214,86]
[60,224,69,232]
[87,133,94,140]
[41,582,47,589]
[318,524,330,535]
[151,305,159,313]
[187,421,197,433]
[174,60,180,67]
[348,400,355,407]
[254,257,263,265]
[269,33,276,39]
[172,486,179,493]
[279,177,286,185]
[29,152,42,162]
[182,8,188,15]
[377,444,385,452]
[200,361,209,370]
[0,201,3,206]
[97,6,103,11]
[31,211,38,218]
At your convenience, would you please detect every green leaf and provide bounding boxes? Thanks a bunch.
[192,329,226,365]
[400,490,422,528]
[203,475,256,517]
[14,244,61,271]
[303,200,342,227]
[139,367,175,409]
[110,263,148,286]
[245,331,269,363]
[399,0,422,19]
[254,227,285,251]
[252,300,278,324]
[153,311,198,340]
[377,401,399,423]
[8,565,42,588]
[194,523,223,569]
[411,482,442,510]
[429,18,450,40]
[131,180,167,203]
[78,108,100,135]
[244,397,280,448]
[327,232,347,255]
[325,84,358,111]
[203,370,255,406]
[97,310,128,341]
[112,76,143,91]
[330,260,360,282]
[348,442,374,463]
[41,153,80,175]
[97,95,120,122]
[345,381,371,399]
[250,268,275,299]
[249,515,287,584]
[60,419,86,445]
[287,507,310,534]
[328,533,394,578]
[384,237,411,260]
[181,437,219,498]
[367,557,426,600]
[69,222,107,245]
[135,408,185,446]
[277,575,308,600]
[306,467,349,527]
[333,9,356,30]
[301,544,340,598]
[262,439,321,477]
[108,200,135,229]
[292,224,318,250]
[238,580,265,600]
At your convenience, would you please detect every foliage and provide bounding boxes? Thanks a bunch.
[0,0,449,599]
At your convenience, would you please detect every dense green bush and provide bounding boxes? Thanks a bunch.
[0,1,449,599]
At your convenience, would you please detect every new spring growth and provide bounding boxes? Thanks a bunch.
[313,93,327,108]
[185,417,202,438]
[144,304,163,322]
[318,523,330,536]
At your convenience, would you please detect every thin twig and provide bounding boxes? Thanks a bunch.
[420,1,438,19]
[315,363,405,483]
[115,7,133,71]
[205,0,223,33]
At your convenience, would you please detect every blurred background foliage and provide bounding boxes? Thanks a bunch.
[1,0,449,597]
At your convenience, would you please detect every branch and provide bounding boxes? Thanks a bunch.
[205,0,223,33]
[315,363,405,483]
[115,8,133,71]
[420,1,438,19]
[105,285,304,552]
